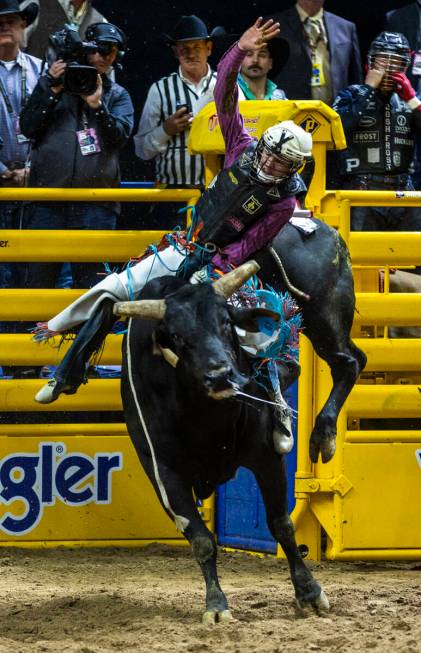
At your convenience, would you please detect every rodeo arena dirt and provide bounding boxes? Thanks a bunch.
[0,546,419,653]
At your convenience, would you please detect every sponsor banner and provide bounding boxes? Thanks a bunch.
[0,437,180,541]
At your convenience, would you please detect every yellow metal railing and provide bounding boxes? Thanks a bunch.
[288,189,421,562]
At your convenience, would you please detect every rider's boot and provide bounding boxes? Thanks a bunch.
[35,298,116,404]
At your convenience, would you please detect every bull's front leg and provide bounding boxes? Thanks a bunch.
[253,455,329,613]
[138,455,232,624]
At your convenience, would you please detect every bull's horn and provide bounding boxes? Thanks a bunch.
[213,260,260,298]
[113,299,166,320]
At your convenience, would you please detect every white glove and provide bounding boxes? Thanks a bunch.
[189,266,210,285]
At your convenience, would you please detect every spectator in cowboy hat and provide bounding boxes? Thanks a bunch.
[0,0,41,379]
[238,36,290,100]
[133,15,221,229]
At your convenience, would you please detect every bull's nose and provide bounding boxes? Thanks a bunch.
[203,365,233,387]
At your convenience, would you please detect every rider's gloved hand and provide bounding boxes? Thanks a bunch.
[189,266,210,285]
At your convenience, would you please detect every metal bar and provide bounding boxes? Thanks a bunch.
[338,199,350,244]
[0,379,121,411]
[354,293,421,325]
[0,539,187,549]
[336,190,421,206]
[0,188,201,202]
[355,338,421,371]
[349,232,421,265]
[347,385,421,418]
[0,423,128,436]
[0,229,165,262]
[0,334,122,364]
[327,549,421,561]
[0,289,82,319]
[5,289,421,323]
[346,430,421,443]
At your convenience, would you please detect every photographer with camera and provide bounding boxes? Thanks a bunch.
[19,21,133,297]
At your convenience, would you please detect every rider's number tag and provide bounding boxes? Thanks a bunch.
[76,127,101,156]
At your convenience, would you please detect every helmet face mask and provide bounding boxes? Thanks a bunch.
[250,120,312,185]
[368,32,411,92]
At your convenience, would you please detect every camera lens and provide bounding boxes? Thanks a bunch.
[65,64,98,95]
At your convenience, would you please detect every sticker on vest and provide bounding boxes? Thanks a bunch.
[393,152,401,167]
[226,216,244,232]
[76,128,101,156]
[242,195,263,214]
[412,52,421,76]
[311,53,325,87]
[228,170,239,185]
[367,148,380,164]
[289,217,318,234]
[353,131,379,143]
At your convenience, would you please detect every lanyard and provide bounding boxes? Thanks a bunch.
[0,63,28,115]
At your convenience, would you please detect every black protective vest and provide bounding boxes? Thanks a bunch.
[341,92,415,176]
[196,142,305,248]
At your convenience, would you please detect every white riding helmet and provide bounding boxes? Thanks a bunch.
[251,120,313,185]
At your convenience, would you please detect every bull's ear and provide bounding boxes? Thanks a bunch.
[229,307,280,333]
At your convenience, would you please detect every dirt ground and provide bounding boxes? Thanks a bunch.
[0,544,420,653]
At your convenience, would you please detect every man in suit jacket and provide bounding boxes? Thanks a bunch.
[24,0,107,58]
[269,0,362,105]
[385,3,421,88]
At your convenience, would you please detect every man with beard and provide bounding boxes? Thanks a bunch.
[237,37,289,101]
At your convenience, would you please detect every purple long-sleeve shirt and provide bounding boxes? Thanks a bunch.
[210,43,296,271]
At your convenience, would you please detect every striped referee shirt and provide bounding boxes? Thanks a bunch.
[134,65,216,187]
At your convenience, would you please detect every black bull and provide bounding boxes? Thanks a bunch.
[115,219,366,622]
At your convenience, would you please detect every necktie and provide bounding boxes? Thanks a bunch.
[304,17,324,49]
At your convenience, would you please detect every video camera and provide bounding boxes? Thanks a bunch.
[47,25,99,96]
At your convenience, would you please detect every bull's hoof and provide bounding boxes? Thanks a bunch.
[309,436,336,464]
[296,589,330,615]
[202,609,234,625]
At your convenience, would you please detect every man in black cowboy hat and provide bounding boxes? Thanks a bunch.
[134,15,218,228]
[0,0,41,379]
[238,36,289,101]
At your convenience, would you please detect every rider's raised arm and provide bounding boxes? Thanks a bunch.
[214,18,280,168]
[214,42,252,167]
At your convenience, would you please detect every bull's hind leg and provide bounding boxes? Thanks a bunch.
[134,455,232,624]
[252,455,329,613]
[303,294,367,464]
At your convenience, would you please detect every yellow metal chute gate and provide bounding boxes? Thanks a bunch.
[0,188,215,546]
[191,101,421,561]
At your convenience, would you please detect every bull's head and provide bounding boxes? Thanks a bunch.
[114,262,280,400]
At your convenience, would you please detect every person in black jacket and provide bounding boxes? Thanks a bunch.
[20,21,134,292]
[333,31,421,233]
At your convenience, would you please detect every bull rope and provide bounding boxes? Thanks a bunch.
[268,246,311,302]
[126,318,190,533]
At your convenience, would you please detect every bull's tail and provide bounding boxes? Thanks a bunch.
[268,246,311,302]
